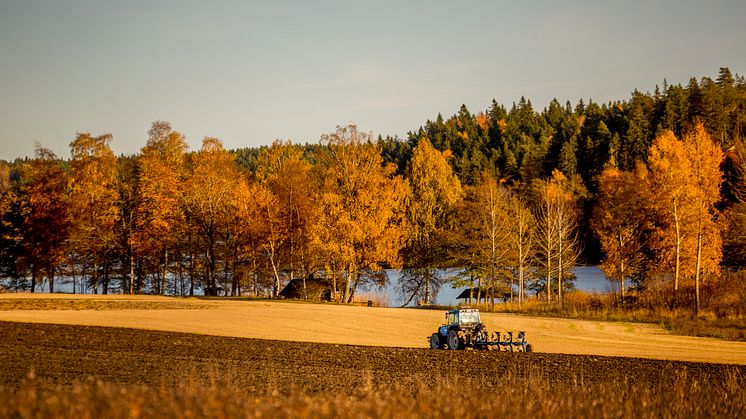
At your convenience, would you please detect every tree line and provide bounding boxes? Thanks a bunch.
[1,67,745,312]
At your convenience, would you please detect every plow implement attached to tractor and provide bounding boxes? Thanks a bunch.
[428,308,533,352]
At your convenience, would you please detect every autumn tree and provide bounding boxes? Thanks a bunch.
[255,183,287,297]
[401,138,462,305]
[18,146,71,293]
[68,132,120,294]
[115,155,140,295]
[0,164,25,288]
[648,130,697,290]
[506,189,535,305]
[229,176,267,296]
[312,125,405,303]
[725,136,746,267]
[682,123,723,313]
[183,137,240,296]
[592,165,652,297]
[255,141,316,297]
[133,121,188,294]
[553,172,581,306]
[533,170,580,305]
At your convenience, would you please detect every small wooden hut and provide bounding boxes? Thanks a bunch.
[279,277,333,301]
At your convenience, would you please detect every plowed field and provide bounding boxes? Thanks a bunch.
[0,321,742,391]
[1,321,745,418]
[1,294,745,364]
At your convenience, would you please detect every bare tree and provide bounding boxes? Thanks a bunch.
[507,191,534,305]
[533,181,558,304]
[533,170,581,305]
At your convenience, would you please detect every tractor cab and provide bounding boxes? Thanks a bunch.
[446,308,481,330]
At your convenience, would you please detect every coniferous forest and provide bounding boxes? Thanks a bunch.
[1,67,745,316]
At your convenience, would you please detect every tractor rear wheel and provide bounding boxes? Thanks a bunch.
[429,333,442,350]
[524,343,533,353]
[447,330,463,350]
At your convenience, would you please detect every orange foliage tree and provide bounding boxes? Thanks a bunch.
[592,164,652,297]
[183,137,241,296]
[648,130,696,290]
[647,125,723,310]
[18,146,70,292]
[133,121,188,294]
[683,123,723,313]
[229,176,270,296]
[312,125,405,303]
[255,141,317,297]
[68,133,119,294]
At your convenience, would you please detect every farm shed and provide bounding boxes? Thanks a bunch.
[279,277,333,301]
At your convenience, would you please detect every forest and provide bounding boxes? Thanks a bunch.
[1,67,745,315]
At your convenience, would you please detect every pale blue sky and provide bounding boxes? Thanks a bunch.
[1,0,744,160]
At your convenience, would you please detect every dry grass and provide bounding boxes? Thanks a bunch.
[481,292,746,341]
[352,291,390,307]
[1,295,745,364]
[2,368,743,419]
[0,297,207,311]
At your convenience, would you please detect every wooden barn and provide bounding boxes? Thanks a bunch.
[279,277,333,301]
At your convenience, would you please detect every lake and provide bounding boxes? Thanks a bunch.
[376,266,611,307]
[18,266,612,307]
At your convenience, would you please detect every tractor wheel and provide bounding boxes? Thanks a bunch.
[524,343,533,353]
[429,333,442,350]
[447,330,463,350]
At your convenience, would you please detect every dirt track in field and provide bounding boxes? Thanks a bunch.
[1,294,745,365]
[1,321,743,393]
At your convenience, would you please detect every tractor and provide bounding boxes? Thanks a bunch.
[428,308,533,352]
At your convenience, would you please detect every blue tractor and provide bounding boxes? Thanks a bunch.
[428,308,533,352]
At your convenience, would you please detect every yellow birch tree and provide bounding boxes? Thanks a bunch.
[682,122,723,313]
[402,138,462,305]
[648,130,697,291]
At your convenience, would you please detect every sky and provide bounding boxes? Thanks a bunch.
[1,0,745,160]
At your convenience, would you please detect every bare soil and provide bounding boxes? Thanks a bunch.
[0,321,742,394]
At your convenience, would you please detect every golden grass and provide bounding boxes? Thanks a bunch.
[3,368,744,419]
[1,294,745,364]
[0,296,207,311]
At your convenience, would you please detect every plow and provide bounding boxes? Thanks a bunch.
[428,308,533,352]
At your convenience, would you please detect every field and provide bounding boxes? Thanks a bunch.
[1,321,745,418]
[1,294,745,364]
[0,294,745,418]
